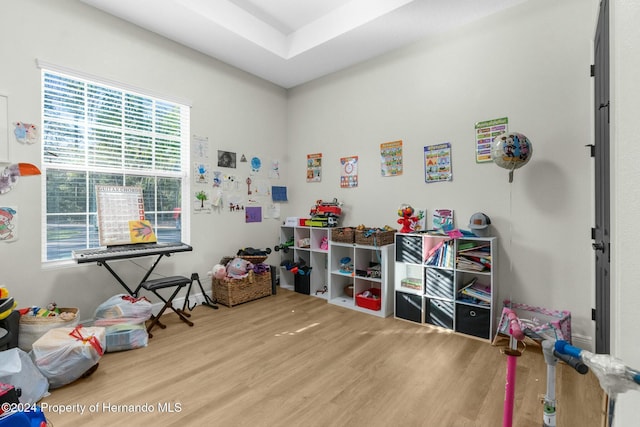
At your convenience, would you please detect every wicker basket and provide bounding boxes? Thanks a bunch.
[18,307,80,351]
[355,229,396,246]
[212,270,272,307]
[331,227,355,243]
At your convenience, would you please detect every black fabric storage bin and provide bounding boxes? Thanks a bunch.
[426,298,454,330]
[425,268,454,299]
[294,274,310,295]
[456,304,490,339]
[395,291,422,323]
[395,235,422,264]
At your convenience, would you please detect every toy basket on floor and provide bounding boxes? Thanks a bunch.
[212,270,272,307]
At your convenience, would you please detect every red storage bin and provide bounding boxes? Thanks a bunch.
[356,288,381,311]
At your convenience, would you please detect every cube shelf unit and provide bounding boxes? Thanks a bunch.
[394,232,498,341]
[328,239,395,318]
[278,226,329,299]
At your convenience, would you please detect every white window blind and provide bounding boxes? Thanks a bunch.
[41,69,190,262]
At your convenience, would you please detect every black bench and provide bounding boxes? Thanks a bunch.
[140,275,193,337]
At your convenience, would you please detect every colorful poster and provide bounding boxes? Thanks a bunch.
[475,117,508,163]
[381,140,403,176]
[307,153,322,182]
[433,209,454,232]
[340,156,358,188]
[424,143,452,183]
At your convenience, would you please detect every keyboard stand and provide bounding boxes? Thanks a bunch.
[98,252,168,297]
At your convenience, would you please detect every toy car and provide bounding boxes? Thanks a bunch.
[310,198,342,218]
[274,237,294,253]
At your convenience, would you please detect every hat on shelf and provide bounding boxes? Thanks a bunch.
[468,212,491,237]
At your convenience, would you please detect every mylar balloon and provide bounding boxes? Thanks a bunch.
[491,132,532,182]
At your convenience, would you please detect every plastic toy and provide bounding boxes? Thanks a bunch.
[397,204,418,233]
[274,237,294,253]
[319,236,328,250]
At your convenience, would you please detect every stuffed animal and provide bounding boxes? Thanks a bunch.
[397,204,418,233]
[207,264,227,280]
[226,257,253,279]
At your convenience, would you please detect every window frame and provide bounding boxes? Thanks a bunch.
[40,65,191,264]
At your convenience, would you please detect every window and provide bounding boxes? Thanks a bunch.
[41,69,190,262]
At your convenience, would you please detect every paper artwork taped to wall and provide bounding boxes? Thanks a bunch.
[218,150,236,168]
[13,122,38,145]
[307,153,322,182]
[194,190,212,213]
[245,206,262,223]
[381,140,403,176]
[424,143,452,183]
[194,162,210,184]
[0,206,17,242]
[433,209,454,233]
[475,117,508,163]
[340,156,358,188]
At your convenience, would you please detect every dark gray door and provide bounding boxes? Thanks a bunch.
[593,0,610,354]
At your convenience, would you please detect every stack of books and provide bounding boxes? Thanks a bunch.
[457,277,491,306]
[456,243,491,271]
[424,239,454,268]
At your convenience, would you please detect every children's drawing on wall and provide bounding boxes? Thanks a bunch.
[475,117,508,163]
[194,162,210,184]
[13,122,38,145]
[269,160,280,179]
[240,154,247,162]
[250,156,262,174]
[192,135,209,159]
[433,209,454,233]
[194,190,212,213]
[218,150,236,168]
[340,156,358,188]
[212,171,222,187]
[424,142,452,183]
[223,174,239,191]
[381,140,403,176]
[307,153,322,182]
[0,206,17,242]
[245,206,262,223]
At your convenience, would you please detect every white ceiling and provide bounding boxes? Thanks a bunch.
[80,0,529,89]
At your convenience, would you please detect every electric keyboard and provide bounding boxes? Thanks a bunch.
[72,242,192,263]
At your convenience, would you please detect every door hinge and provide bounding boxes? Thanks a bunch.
[591,227,596,240]
[592,308,596,321]
[590,64,595,77]
[586,144,595,157]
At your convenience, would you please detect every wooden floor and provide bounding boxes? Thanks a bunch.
[41,289,604,427]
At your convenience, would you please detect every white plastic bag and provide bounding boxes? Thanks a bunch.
[94,294,152,324]
[31,326,105,389]
[0,347,49,403]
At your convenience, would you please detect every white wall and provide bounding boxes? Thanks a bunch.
[611,0,640,424]
[288,0,597,346]
[0,0,287,318]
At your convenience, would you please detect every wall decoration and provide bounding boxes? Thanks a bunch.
[0,163,41,194]
[0,206,17,242]
[272,186,288,202]
[424,143,452,183]
[340,156,358,188]
[475,117,508,163]
[192,134,209,159]
[13,122,38,145]
[381,140,403,176]
[240,154,247,162]
[218,150,236,168]
[307,153,322,182]
[245,206,262,223]
[194,189,212,213]
[0,95,8,162]
[250,156,262,173]
[270,160,280,179]
[194,162,210,184]
[433,209,454,232]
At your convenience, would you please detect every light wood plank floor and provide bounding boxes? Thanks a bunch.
[40,289,604,427]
